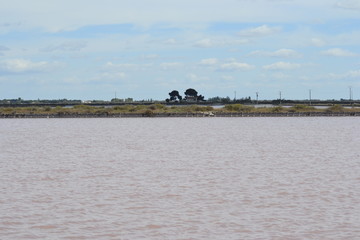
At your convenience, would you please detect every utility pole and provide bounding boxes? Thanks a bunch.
[349,86,353,106]
[256,92,259,105]
[279,91,282,105]
[309,89,312,106]
[349,86,353,101]
[234,91,237,102]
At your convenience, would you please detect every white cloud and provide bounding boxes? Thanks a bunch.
[41,41,87,52]
[193,38,249,48]
[105,62,138,70]
[104,62,155,72]
[0,59,61,73]
[272,49,302,58]
[141,54,159,60]
[160,62,183,70]
[347,69,360,77]
[219,62,255,71]
[89,72,126,83]
[199,58,218,66]
[193,39,216,48]
[63,76,83,84]
[225,58,237,62]
[249,48,302,58]
[163,38,177,45]
[310,38,327,47]
[101,72,126,79]
[328,69,360,80]
[321,48,358,57]
[272,72,290,79]
[238,25,281,37]
[187,73,208,82]
[1,0,359,34]
[221,75,234,81]
[335,0,360,10]
[263,61,301,70]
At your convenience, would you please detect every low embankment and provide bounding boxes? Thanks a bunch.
[1,104,360,118]
[1,112,359,118]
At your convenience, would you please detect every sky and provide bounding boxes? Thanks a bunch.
[1,0,360,101]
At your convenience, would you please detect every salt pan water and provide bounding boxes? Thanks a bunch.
[1,117,360,239]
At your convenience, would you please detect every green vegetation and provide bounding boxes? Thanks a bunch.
[289,104,316,112]
[0,103,359,117]
[325,104,345,112]
[224,104,254,112]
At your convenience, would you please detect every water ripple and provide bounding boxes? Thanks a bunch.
[1,118,360,239]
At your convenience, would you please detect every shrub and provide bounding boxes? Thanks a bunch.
[113,105,133,112]
[143,109,155,117]
[128,107,136,112]
[72,105,93,113]
[203,106,214,111]
[290,104,316,112]
[73,104,87,109]
[185,105,214,112]
[271,106,284,113]
[326,105,345,112]
[224,104,254,112]
[152,103,166,109]
[2,107,14,113]
[148,105,157,110]
[95,109,109,115]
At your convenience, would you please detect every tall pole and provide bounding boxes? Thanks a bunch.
[349,86,353,106]
[256,92,259,105]
[349,86,352,101]
[234,91,236,102]
[279,91,282,105]
[309,89,312,106]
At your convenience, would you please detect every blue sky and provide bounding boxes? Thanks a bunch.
[1,0,360,101]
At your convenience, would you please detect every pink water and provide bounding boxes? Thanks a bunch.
[1,118,360,239]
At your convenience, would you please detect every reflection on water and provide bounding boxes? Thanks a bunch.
[1,118,360,239]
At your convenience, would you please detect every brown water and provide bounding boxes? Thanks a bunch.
[1,118,360,239]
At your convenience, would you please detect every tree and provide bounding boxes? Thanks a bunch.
[167,90,182,102]
[184,88,198,97]
[184,88,205,101]
[169,90,180,98]
[166,88,205,102]
[197,95,205,101]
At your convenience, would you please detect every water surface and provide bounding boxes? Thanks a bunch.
[1,118,360,239]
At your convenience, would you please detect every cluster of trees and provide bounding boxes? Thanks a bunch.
[206,96,252,103]
[0,98,82,105]
[110,98,134,103]
[166,88,205,102]
[207,96,232,103]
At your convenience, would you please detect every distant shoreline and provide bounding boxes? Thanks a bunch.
[1,112,359,118]
[1,103,360,118]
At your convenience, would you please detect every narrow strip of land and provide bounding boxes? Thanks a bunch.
[1,104,360,118]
